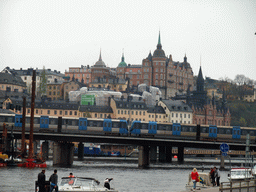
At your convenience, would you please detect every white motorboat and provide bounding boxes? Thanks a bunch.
[228,168,254,181]
[58,177,118,192]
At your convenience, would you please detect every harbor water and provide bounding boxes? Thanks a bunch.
[0,157,231,192]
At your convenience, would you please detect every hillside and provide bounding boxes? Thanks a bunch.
[228,100,256,127]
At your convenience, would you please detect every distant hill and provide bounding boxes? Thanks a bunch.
[228,100,256,127]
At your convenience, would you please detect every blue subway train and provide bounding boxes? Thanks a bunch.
[130,120,254,142]
[0,113,129,135]
[0,113,255,142]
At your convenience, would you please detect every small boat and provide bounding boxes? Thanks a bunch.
[58,177,118,192]
[228,168,254,181]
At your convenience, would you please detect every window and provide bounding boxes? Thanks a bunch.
[60,111,62,115]
[47,110,50,114]
[65,111,68,115]
[70,111,72,115]
[54,110,57,115]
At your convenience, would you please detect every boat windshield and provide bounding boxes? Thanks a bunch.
[231,169,251,177]
[59,177,99,187]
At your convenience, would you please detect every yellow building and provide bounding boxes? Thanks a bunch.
[3,98,79,117]
[158,100,193,124]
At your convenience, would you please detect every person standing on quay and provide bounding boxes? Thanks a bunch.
[38,169,46,192]
[210,168,215,186]
[215,167,220,186]
[49,169,58,192]
[191,168,199,191]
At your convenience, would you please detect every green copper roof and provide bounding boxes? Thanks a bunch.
[158,31,161,45]
[118,52,127,67]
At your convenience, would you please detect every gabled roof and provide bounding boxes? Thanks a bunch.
[161,100,192,112]
[113,98,147,110]
[147,105,165,114]
[0,72,26,87]
[79,105,113,113]
[8,98,79,110]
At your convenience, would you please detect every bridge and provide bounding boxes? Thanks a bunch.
[3,128,256,168]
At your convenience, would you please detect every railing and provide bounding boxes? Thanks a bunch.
[220,179,256,192]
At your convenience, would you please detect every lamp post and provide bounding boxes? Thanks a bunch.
[155,100,158,122]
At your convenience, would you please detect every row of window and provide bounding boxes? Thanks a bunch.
[171,113,190,118]
[26,109,78,116]
[48,91,60,95]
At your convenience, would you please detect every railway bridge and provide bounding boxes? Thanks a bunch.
[4,129,256,168]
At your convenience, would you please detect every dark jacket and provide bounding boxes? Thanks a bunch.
[38,172,45,186]
[49,173,58,185]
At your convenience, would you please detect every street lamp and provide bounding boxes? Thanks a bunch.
[155,100,158,122]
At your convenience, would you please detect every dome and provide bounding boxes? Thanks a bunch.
[118,53,127,67]
[153,47,166,57]
[153,31,166,58]
[94,51,106,67]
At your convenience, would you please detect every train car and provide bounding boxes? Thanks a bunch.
[0,113,129,136]
[130,120,157,136]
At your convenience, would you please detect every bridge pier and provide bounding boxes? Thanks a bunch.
[78,142,84,159]
[42,141,49,160]
[150,146,157,162]
[53,142,74,166]
[138,146,150,169]
[159,146,166,162]
[178,146,184,162]
[166,146,172,162]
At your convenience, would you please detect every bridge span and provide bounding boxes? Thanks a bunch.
[5,130,256,168]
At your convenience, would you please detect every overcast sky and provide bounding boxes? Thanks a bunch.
[0,0,255,81]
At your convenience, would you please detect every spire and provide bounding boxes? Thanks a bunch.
[157,31,162,50]
[196,66,204,92]
[198,66,204,81]
[158,30,161,45]
[121,49,125,62]
[99,49,102,61]
[184,53,187,63]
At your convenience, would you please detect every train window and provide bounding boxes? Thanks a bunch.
[113,122,119,128]
[7,117,14,123]
[249,131,255,136]
[225,129,231,134]
[72,120,78,126]
[0,116,5,122]
[50,119,56,125]
[190,127,195,132]
[97,121,103,127]
[166,126,171,131]
[141,123,147,129]
[201,128,207,133]
[88,121,93,126]
[34,118,40,124]
[158,125,163,130]
[26,117,30,123]
[134,123,141,129]
[242,130,247,135]
[121,122,127,128]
